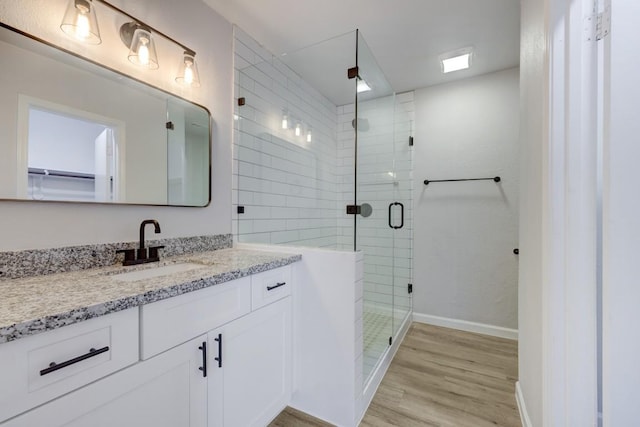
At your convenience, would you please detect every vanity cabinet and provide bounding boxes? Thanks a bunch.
[2,335,208,427]
[208,296,292,427]
[0,264,295,427]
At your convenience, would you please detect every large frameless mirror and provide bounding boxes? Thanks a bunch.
[0,23,211,207]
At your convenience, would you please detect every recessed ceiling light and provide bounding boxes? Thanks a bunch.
[357,79,372,93]
[440,48,473,74]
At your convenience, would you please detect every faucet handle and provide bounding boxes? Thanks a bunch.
[116,249,135,263]
[136,248,148,260]
[148,245,165,260]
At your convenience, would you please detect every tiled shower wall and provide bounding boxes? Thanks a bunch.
[232,28,340,248]
[337,93,415,322]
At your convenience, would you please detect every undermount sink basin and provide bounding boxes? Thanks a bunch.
[111,263,207,282]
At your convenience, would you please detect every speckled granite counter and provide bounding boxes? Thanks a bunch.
[0,248,301,344]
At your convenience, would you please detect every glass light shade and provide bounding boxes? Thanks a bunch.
[295,123,301,136]
[176,52,200,87]
[128,28,159,69]
[306,129,312,142]
[60,0,101,44]
[281,114,288,129]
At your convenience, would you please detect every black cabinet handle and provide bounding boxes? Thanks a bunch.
[266,282,286,291]
[198,341,207,377]
[214,334,222,368]
[40,346,110,376]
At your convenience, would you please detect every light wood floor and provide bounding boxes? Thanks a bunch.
[270,322,519,427]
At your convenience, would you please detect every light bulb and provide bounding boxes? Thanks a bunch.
[176,52,200,87]
[138,38,150,66]
[184,63,194,85]
[295,123,301,136]
[281,115,288,129]
[75,12,90,39]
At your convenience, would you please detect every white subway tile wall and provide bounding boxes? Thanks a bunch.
[233,27,340,248]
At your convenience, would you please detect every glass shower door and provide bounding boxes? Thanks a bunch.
[355,93,396,382]
[355,31,412,384]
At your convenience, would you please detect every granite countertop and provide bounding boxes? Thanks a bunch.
[0,248,301,344]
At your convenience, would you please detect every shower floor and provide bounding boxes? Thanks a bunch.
[363,306,394,382]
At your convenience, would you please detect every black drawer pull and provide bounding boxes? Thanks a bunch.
[40,346,110,376]
[267,282,286,291]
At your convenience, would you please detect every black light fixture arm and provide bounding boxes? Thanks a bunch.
[96,0,196,55]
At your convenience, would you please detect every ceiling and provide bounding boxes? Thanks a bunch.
[202,0,520,105]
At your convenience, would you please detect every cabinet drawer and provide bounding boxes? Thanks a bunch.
[0,308,139,423]
[251,266,292,310]
[140,277,251,359]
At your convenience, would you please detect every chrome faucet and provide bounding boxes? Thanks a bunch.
[116,219,164,266]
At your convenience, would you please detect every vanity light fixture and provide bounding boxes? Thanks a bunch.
[60,0,202,85]
[176,51,201,87]
[60,0,102,44]
[306,128,312,143]
[120,23,159,69]
[356,78,372,93]
[281,113,288,130]
[440,48,473,74]
[295,122,302,137]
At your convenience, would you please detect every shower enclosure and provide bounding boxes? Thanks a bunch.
[233,28,413,386]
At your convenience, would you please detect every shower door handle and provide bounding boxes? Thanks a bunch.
[388,202,404,229]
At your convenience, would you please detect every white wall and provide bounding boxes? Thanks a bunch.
[412,68,520,331]
[0,0,233,250]
[517,0,548,423]
[603,0,640,423]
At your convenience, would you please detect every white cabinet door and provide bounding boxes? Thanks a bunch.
[3,335,208,427]
[209,297,292,427]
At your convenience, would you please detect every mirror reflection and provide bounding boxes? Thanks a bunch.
[0,24,211,207]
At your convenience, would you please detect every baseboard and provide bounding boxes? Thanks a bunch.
[515,381,532,427]
[413,312,518,340]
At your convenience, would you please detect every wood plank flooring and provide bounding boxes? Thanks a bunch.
[270,322,519,427]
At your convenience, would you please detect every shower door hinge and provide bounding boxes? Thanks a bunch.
[347,67,358,79]
[409,136,414,146]
[166,121,174,130]
[389,336,393,346]
[408,283,413,294]
[346,205,361,215]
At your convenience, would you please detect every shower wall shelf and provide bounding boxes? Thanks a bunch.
[423,176,501,185]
